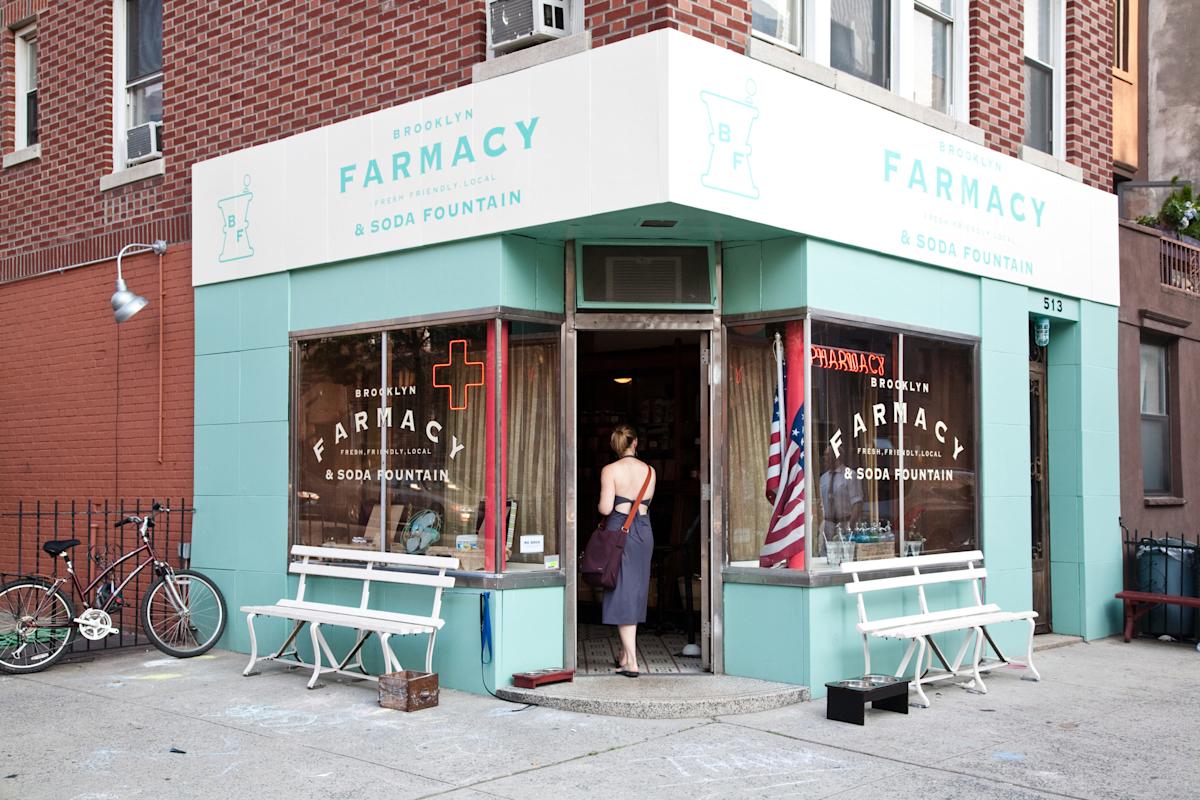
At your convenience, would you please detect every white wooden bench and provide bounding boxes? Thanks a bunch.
[843,550,1040,707]
[241,545,458,689]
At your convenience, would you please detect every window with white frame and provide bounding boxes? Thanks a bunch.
[830,0,890,88]
[1024,0,1056,154]
[117,0,162,166]
[752,0,803,51]
[913,0,953,114]
[14,24,38,149]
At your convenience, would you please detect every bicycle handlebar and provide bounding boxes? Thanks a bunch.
[114,505,169,528]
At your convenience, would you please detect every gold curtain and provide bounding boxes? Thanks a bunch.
[727,338,774,563]
[506,337,559,562]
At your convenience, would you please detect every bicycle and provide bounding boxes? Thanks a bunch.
[0,502,227,673]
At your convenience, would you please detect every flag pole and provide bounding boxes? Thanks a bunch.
[770,332,786,520]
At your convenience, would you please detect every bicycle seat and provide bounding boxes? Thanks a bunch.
[42,539,81,557]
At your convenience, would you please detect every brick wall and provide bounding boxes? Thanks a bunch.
[0,245,193,572]
[587,0,750,49]
[1065,0,1114,189]
[968,0,1026,159]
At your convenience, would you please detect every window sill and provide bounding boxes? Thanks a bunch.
[723,560,968,588]
[1144,496,1186,507]
[99,157,165,192]
[3,144,40,169]
[747,37,986,148]
[473,30,592,83]
[1019,145,1084,182]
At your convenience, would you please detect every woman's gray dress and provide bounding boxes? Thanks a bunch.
[601,495,654,625]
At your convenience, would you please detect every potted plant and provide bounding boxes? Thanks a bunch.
[1136,177,1200,246]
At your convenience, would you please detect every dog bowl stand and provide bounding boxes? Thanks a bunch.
[825,677,911,725]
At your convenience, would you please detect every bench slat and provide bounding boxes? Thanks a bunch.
[241,604,434,636]
[858,603,1001,633]
[840,550,984,574]
[876,609,1037,639]
[845,566,986,594]
[291,544,459,570]
[289,561,455,588]
[275,598,443,629]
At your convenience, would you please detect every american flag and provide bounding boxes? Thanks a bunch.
[761,342,806,567]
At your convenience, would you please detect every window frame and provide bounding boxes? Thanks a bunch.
[1022,0,1066,157]
[722,307,981,578]
[288,307,565,578]
[111,0,163,170]
[1138,336,1176,497]
[751,0,808,54]
[13,23,37,151]
[807,0,969,122]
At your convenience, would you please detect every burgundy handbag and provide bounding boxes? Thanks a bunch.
[581,467,653,590]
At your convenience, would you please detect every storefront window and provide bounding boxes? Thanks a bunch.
[505,322,561,571]
[726,316,977,571]
[295,333,385,550]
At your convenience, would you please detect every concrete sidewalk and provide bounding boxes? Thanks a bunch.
[2,637,1196,800]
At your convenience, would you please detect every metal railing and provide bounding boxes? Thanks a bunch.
[0,499,194,656]
[1160,236,1200,297]
[1121,522,1199,642]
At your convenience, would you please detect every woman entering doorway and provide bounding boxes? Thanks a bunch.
[597,424,656,677]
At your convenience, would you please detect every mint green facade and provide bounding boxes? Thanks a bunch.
[721,237,1121,697]
[192,235,564,694]
[191,226,1121,699]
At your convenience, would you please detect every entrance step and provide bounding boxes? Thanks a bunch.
[495,674,810,719]
[1033,633,1084,652]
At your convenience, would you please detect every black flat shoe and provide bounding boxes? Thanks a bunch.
[616,669,639,678]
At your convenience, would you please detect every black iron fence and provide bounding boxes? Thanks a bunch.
[1121,522,1200,642]
[0,499,195,656]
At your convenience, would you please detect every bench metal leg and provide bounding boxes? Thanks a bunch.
[910,638,931,708]
[964,627,988,694]
[243,613,260,676]
[861,634,872,676]
[425,630,437,674]
[1022,617,1041,681]
[380,633,402,674]
[308,623,336,690]
[896,639,917,678]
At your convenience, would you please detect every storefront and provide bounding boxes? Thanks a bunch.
[190,30,1122,696]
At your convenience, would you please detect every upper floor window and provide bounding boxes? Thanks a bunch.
[831,0,890,88]
[1113,0,1131,73]
[1023,0,1057,154]
[913,0,953,114]
[1139,338,1173,495]
[14,24,37,149]
[752,0,803,51]
[116,0,162,167]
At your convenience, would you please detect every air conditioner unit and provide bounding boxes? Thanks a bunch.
[489,0,569,54]
[126,121,162,165]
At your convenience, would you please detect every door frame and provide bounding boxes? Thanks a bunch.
[1029,353,1052,633]
[561,242,725,673]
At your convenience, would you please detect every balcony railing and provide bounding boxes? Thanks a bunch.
[1160,236,1200,296]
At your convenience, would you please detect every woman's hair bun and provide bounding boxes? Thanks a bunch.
[610,424,637,456]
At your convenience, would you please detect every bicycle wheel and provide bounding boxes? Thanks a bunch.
[141,569,227,658]
[0,579,76,674]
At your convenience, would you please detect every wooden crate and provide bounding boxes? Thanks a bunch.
[378,670,439,712]
[855,541,895,561]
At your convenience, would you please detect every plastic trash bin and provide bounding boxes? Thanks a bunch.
[1135,538,1197,638]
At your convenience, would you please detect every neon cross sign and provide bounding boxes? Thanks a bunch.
[432,339,485,411]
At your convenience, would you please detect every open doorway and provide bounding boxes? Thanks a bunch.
[575,330,707,674]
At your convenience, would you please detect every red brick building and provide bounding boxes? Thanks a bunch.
[0,0,1112,566]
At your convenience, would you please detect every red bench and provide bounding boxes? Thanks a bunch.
[1115,590,1200,642]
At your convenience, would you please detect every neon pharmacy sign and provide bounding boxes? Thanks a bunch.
[811,345,887,376]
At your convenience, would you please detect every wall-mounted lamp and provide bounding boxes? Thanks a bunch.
[1033,316,1051,348]
[613,377,633,385]
[111,240,167,323]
